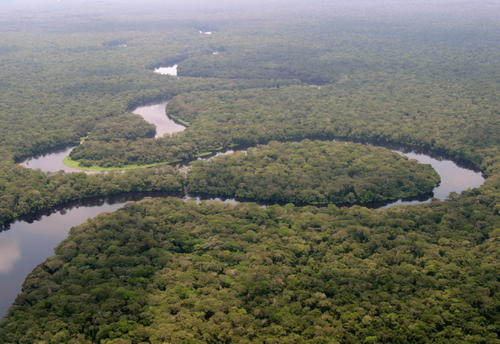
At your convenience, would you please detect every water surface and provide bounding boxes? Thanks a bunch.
[385,151,485,206]
[132,101,186,138]
[7,144,486,318]
[154,64,177,76]
[0,193,225,318]
[0,196,138,317]
[18,101,187,172]
[19,147,78,173]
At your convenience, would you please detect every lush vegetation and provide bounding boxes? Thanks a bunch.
[66,10,499,173]
[1,195,497,343]
[71,74,499,173]
[187,140,440,205]
[0,164,183,227]
[85,114,156,142]
[0,15,295,223]
[0,1,498,343]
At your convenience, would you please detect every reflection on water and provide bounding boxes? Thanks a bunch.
[5,143,487,318]
[0,193,177,318]
[0,240,21,274]
[154,64,177,76]
[196,146,485,207]
[18,101,187,172]
[19,147,78,173]
[385,150,485,207]
[132,101,186,138]
[0,200,127,317]
[18,141,485,206]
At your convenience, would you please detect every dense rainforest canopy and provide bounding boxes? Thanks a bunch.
[187,140,440,206]
[1,195,498,343]
[0,0,498,343]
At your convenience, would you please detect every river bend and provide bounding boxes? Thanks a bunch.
[9,85,486,319]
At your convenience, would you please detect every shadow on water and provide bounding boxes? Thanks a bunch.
[183,191,435,209]
[0,191,182,232]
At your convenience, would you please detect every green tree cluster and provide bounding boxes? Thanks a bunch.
[0,164,183,226]
[187,140,440,205]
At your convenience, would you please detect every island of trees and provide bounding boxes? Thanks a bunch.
[187,140,440,205]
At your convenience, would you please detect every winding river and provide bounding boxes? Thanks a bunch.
[132,101,185,138]
[6,75,486,318]
[20,146,78,173]
[19,99,185,172]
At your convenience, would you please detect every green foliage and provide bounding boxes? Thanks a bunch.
[0,164,183,226]
[0,22,294,224]
[1,196,497,343]
[187,140,440,205]
[86,114,156,142]
[66,16,499,173]
[71,73,499,173]
[0,4,498,344]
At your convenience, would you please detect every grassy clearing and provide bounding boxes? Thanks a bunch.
[64,150,227,172]
[63,156,169,171]
[196,152,213,157]
[169,115,191,127]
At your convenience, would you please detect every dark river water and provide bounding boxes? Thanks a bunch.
[7,100,486,318]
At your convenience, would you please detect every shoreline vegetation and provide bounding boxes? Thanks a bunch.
[187,140,441,206]
[31,134,485,175]
[62,156,170,171]
[5,134,483,228]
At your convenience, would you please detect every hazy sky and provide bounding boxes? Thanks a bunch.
[0,0,498,29]
[1,0,498,12]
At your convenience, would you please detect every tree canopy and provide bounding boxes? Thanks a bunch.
[187,140,440,206]
[1,195,497,343]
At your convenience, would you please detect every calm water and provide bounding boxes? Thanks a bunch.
[1,145,487,316]
[18,133,484,203]
[384,150,485,206]
[19,147,79,173]
[0,197,135,317]
[10,114,486,319]
[0,193,229,318]
[197,147,485,205]
[18,101,186,172]
[132,101,186,138]
[153,64,177,76]
[7,46,487,322]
